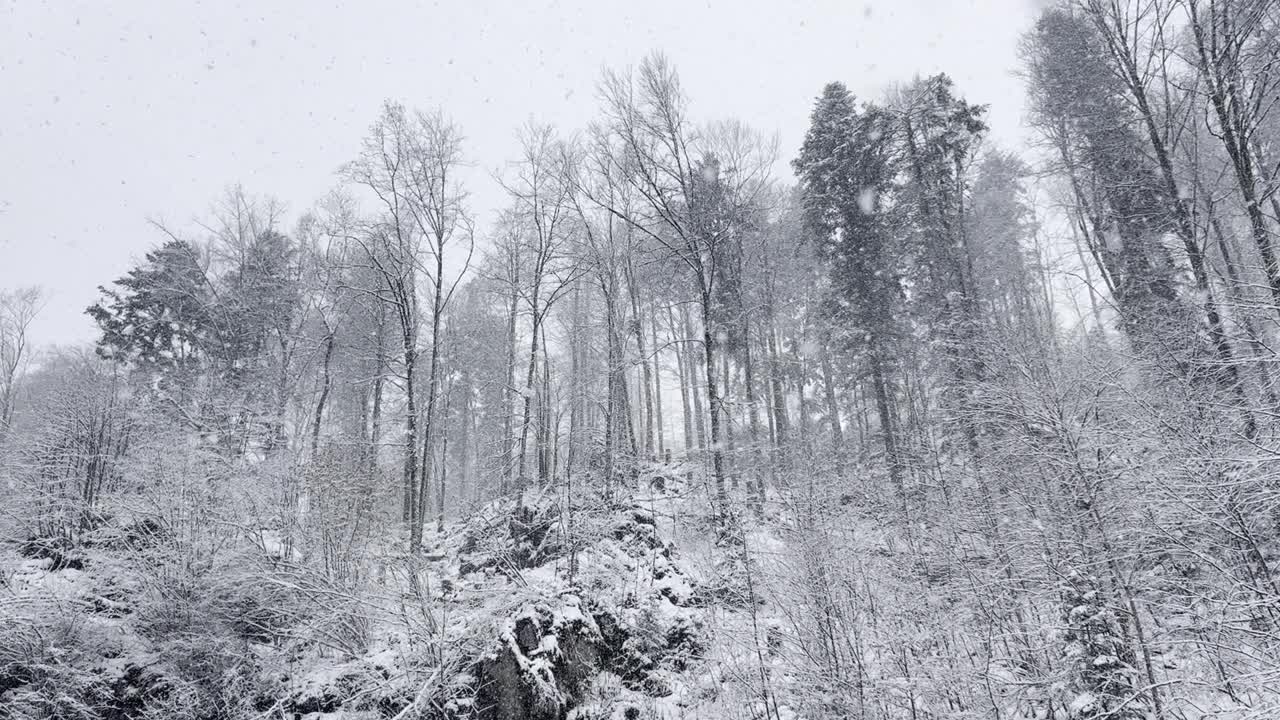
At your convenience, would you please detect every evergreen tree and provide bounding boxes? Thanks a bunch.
[1059,571,1148,720]
[1024,9,1197,357]
[795,82,907,497]
[216,228,300,382]
[967,150,1044,339]
[87,239,215,380]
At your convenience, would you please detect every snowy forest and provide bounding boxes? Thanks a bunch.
[4,1,1280,718]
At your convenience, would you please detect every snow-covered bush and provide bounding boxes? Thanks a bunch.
[1058,571,1146,720]
[0,607,116,720]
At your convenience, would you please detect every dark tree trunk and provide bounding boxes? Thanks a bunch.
[669,305,695,454]
[501,268,519,495]
[700,289,728,517]
[650,299,666,460]
[627,265,656,461]
[819,343,844,475]
[310,331,336,458]
[868,347,904,503]
[683,304,707,450]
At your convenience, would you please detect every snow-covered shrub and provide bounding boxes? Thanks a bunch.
[138,633,276,720]
[0,602,133,720]
[267,560,372,659]
[297,445,382,588]
[3,351,134,550]
[1058,571,1146,719]
[688,523,762,611]
[460,496,563,576]
[285,652,403,717]
[17,531,88,571]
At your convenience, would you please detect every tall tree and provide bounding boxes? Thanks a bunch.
[87,240,216,397]
[1185,0,1280,314]
[343,100,472,552]
[501,124,580,490]
[596,53,774,519]
[795,82,908,501]
[1024,9,1201,363]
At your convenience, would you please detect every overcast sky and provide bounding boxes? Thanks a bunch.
[1,0,1039,349]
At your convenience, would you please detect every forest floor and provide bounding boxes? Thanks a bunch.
[0,463,797,719]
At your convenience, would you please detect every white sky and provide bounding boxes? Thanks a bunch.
[1,0,1039,348]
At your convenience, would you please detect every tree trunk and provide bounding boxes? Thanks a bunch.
[517,280,542,488]
[369,326,385,479]
[701,288,728,518]
[627,265,655,461]
[310,331,336,458]
[437,382,450,533]
[650,299,666,460]
[417,249,447,537]
[668,305,695,454]
[603,287,621,491]
[722,351,738,491]
[404,345,420,550]
[740,319,765,510]
[794,334,811,448]
[622,370,638,466]
[566,285,583,480]
[501,267,520,495]
[683,303,707,450]
[539,330,553,484]
[459,380,473,502]
[868,346,904,504]
[767,327,789,452]
[819,343,845,474]
[1207,202,1275,404]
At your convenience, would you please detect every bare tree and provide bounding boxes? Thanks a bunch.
[0,286,42,437]
[343,101,473,552]
[594,53,775,520]
[1185,0,1280,314]
[569,126,643,492]
[500,123,582,491]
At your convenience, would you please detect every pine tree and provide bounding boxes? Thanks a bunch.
[795,82,907,499]
[87,240,214,382]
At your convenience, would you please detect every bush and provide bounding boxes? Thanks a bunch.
[18,533,87,571]
[0,608,118,720]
